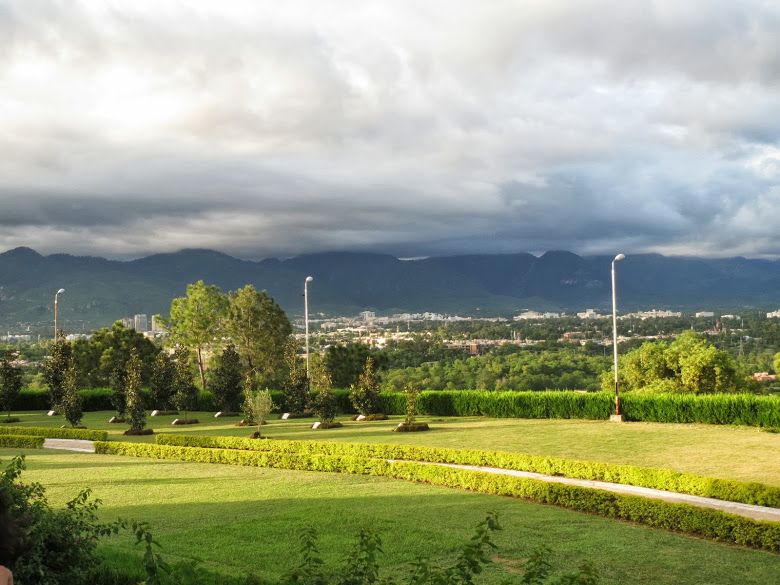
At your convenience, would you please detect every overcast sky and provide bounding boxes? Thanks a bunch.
[1,0,778,259]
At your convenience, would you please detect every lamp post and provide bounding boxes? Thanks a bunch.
[54,288,65,341]
[304,276,314,379]
[611,254,625,421]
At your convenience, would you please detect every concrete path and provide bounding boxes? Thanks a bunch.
[42,438,95,453]
[421,461,780,523]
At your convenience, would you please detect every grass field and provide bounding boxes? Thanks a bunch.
[5,410,780,485]
[2,447,779,585]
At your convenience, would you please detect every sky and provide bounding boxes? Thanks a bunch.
[0,0,779,260]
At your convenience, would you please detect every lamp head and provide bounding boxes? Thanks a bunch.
[56,288,66,295]
[305,276,314,283]
[613,254,625,263]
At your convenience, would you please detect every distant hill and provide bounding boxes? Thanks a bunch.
[1,246,779,332]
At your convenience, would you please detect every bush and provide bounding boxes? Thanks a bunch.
[155,434,780,508]
[0,426,108,441]
[0,435,44,449]
[95,440,780,552]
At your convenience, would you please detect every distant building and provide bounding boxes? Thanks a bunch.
[514,310,543,320]
[120,317,133,329]
[622,309,682,320]
[151,315,165,332]
[359,311,376,322]
[720,314,740,320]
[577,309,603,319]
[767,309,780,318]
[133,314,149,332]
[695,311,715,318]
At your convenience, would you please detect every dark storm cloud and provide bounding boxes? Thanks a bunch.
[0,0,778,259]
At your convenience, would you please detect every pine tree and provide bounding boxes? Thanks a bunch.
[210,344,244,412]
[312,361,335,424]
[349,357,381,416]
[149,351,174,410]
[61,359,83,427]
[171,347,197,421]
[109,364,127,418]
[125,349,146,433]
[43,340,72,411]
[282,340,309,415]
[0,352,23,420]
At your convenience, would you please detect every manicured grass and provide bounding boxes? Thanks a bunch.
[7,410,780,486]
[2,448,778,585]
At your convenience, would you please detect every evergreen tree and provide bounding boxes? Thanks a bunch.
[109,365,127,418]
[61,359,83,427]
[282,340,309,415]
[125,349,146,433]
[210,344,244,412]
[149,351,175,410]
[349,357,381,416]
[43,340,72,411]
[0,352,23,420]
[171,347,197,421]
[312,360,335,424]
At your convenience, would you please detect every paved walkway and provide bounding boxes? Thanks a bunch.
[41,439,780,522]
[422,461,780,523]
[42,438,95,453]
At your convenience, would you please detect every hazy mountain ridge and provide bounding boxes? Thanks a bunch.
[1,247,779,331]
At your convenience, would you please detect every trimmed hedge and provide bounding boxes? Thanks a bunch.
[156,434,780,508]
[0,435,45,449]
[0,426,108,441]
[95,440,780,552]
[16,387,780,427]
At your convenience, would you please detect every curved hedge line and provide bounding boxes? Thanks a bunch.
[0,426,108,441]
[156,434,780,508]
[14,388,780,427]
[94,440,780,552]
[0,435,45,449]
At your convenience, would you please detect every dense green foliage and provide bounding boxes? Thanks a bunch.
[125,349,147,433]
[60,360,83,427]
[0,352,23,419]
[382,348,609,392]
[209,344,244,412]
[349,358,382,416]
[72,322,159,388]
[0,435,44,449]
[325,344,386,388]
[149,351,175,410]
[605,331,749,394]
[282,341,310,415]
[43,340,72,410]
[95,440,780,553]
[171,347,197,420]
[0,426,108,440]
[0,456,123,584]
[158,434,780,507]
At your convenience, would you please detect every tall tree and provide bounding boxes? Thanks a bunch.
[171,347,197,421]
[349,357,381,416]
[311,358,335,424]
[60,359,83,428]
[209,344,244,412]
[225,285,292,388]
[109,365,126,419]
[168,281,228,391]
[149,351,175,410]
[43,340,72,411]
[282,340,309,415]
[0,352,23,420]
[124,349,146,433]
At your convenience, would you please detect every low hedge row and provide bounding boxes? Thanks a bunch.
[0,435,45,449]
[95,441,780,552]
[156,434,780,508]
[0,426,108,441]
[15,387,780,427]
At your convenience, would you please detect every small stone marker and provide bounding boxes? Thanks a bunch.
[151,410,160,416]
[108,416,119,423]
[356,414,366,421]
[171,419,180,425]
[47,410,56,416]
[281,413,290,420]
[214,411,224,418]
[311,421,321,429]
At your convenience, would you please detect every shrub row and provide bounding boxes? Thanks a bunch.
[156,434,780,508]
[0,435,45,448]
[15,387,780,427]
[95,440,780,552]
[0,426,108,441]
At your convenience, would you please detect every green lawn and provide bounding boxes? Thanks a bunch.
[5,410,780,485]
[2,448,778,585]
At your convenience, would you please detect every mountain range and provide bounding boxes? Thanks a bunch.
[1,246,779,332]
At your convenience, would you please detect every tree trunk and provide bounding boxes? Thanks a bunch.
[197,346,207,390]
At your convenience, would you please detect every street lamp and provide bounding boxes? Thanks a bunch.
[54,288,66,341]
[611,254,625,421]
[304,276,314,379]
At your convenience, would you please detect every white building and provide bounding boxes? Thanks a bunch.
[767,309,780,318]
[577,309,603,319]
[695,311,715,318]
